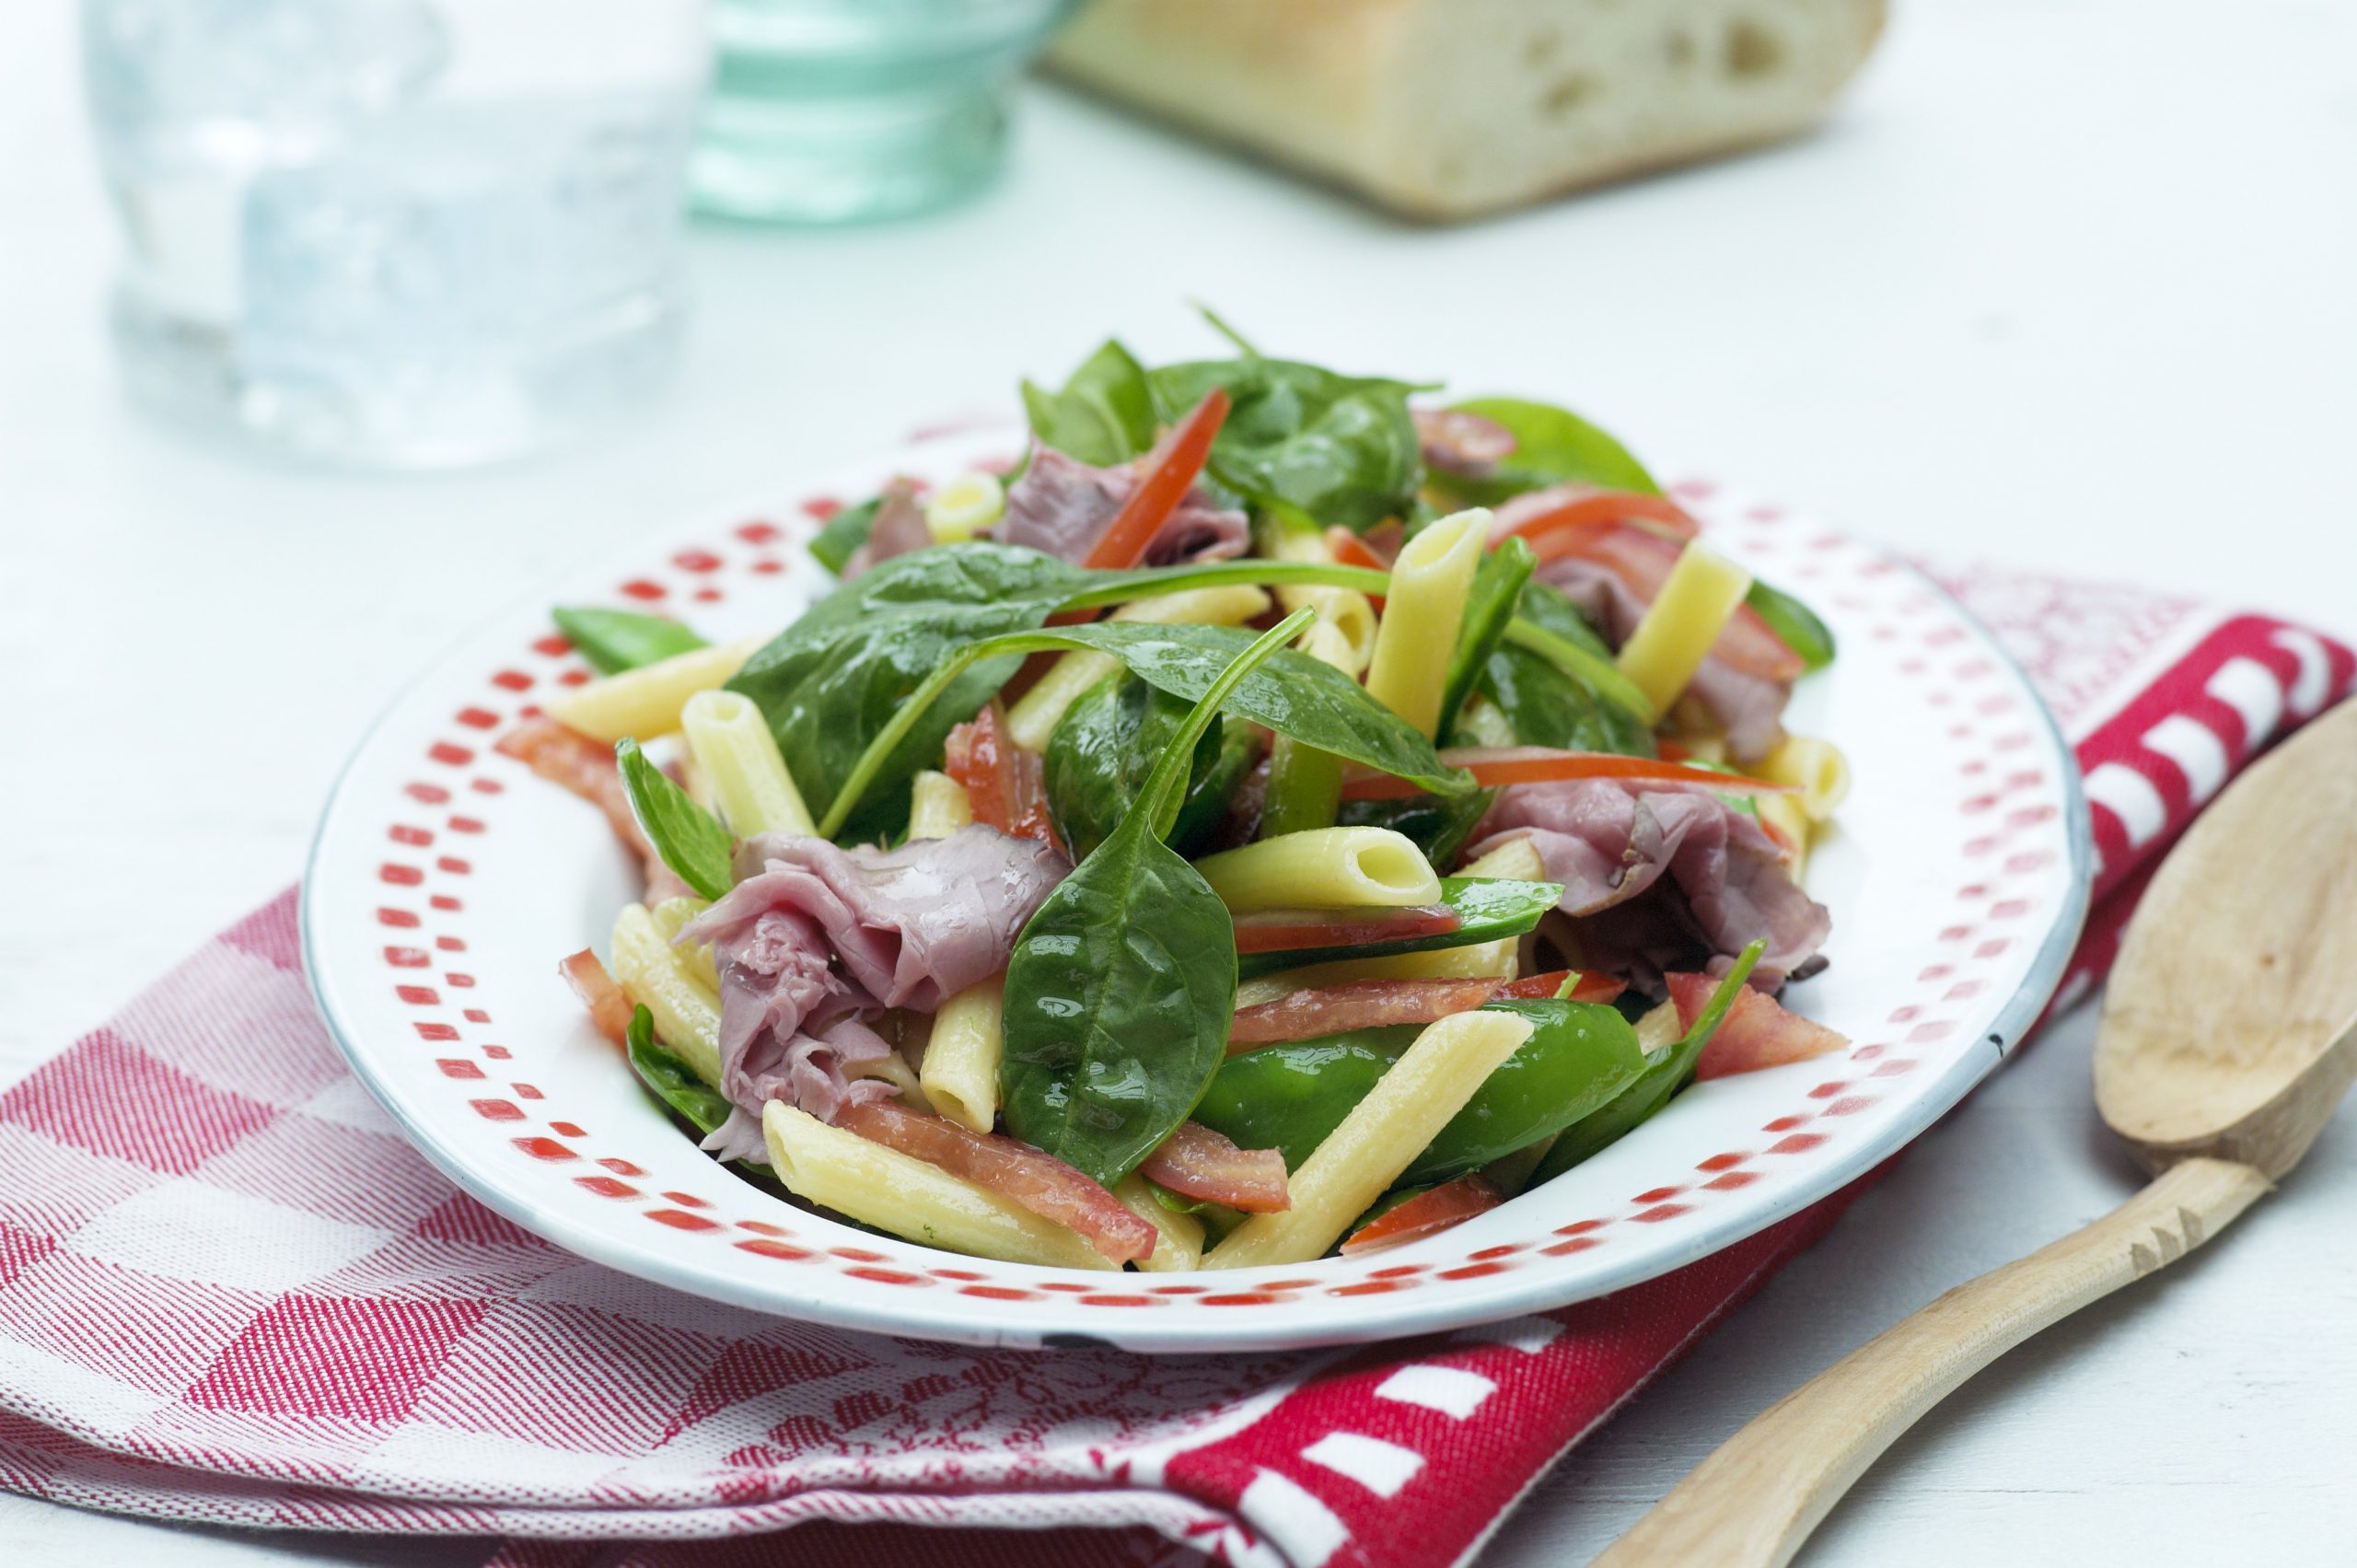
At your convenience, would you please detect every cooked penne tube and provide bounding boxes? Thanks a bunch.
[1759,735,1852,821]
[762,1102,1118,1271]
[1115,1173,1207,1272]
[610,902,724,1088]
[907,769,974,840]
[1456,835,1547,882]
[1364,509,1488,738]
[919,976,1004,1134]
[1004,585,1274,750]
[1616,543,1751,715]
[1268,526,1378,675]
[681,689,816,838]
[646,895,720,993]
[1756,791,1814,879]
[1195,827,1441,912]
[846,1045,931,1112]
[1206,1009,1536,1269]
[923,471,1005,543]
[1235,936,1520,1004]
[544,635,765,744]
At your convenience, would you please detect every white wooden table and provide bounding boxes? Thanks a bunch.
[5,1,2353,1562]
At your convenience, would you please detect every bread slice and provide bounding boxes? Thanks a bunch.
[1048,0,1886,220]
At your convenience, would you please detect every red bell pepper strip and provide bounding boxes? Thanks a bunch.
[1341,1173,1504,1255]
[559,949,633,1047]
[1666,972,1851,1081]
[1138,1121,1291,1213]
[1496,487,1701,548]
[1229,904,1461,955]
[944,705,1060,847]
[1080,387,1232,571]
[1488,969,1627,1005]
[1338,747,1794,802]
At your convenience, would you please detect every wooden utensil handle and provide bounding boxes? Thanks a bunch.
[1590,1156,2271,1568]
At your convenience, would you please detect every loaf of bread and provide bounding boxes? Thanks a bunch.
[1048,0,1886,220]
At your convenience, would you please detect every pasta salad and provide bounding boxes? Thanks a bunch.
[504,321,1852,1273]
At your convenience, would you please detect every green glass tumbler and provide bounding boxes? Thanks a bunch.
[693,0,1079,225]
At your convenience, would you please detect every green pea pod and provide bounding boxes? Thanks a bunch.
[1192,999,1652,1187]
[1529,943,1766,1185]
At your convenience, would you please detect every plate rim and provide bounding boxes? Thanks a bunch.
[301,454,2094,1353]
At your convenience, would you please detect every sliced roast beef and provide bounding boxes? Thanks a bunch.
[1466,777,1829,993]
[679,826,1070,1156]
[842,479,931,578]
[995,445,1248,566]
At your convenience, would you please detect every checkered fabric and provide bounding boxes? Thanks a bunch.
[0,568,2347,1568]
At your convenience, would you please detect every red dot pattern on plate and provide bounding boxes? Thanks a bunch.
[352,472,2074,1316]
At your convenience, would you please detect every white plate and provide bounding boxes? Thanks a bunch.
[305,428,2090,1353]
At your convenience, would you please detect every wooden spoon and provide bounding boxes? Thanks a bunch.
[1592,696,2357,1568]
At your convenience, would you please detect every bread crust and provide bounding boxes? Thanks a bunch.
[1049,0,1887,220]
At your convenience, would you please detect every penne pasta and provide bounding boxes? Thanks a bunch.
[1364,509,1489,738]
[919,976,1004,1134]
[1456,835,1547,882]
[1205,1009,1536,1269]
[907,769,975,840]
[1234,936,1520,1004]
[1616,543,1752,716]
[681,689,816,839]
[1268,526,1378,675]
[646,895,720,993]
[762,1102,1118,1271]
[1756,791,1814,879]
[1195,827,1441,913]
[846,1045,932,1112]
[1759,735,1852,822]
[1115,1173,1207,1272]
[544,635,766,744]
[1004,584,1274,750]
[610,902,724,1088]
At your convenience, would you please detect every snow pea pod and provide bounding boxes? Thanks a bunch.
[1192,999,1652,1187]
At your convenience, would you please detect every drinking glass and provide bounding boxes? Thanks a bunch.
[694,0,1076,225]
[83,0,711,469]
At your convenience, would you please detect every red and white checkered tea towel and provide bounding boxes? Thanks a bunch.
[1,567,2347,1568]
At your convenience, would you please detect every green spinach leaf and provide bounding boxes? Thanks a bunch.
[1436,537,1537,738]
[820,616,1467,837]
[1021,339,1159,468]
[1426,396,1659,507]
[1046,672,1257,862]
[615,738,733,900]
[1746,579,1837,670]
[725,543,1091,842]
[1149,356,1423,535]
[807,496,883,576]
[1000,610,1312,1185]
[1235,876,1563,980]
[551,607,708,676]
[1491,579,1658,738]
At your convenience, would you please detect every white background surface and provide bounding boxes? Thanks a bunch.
[4,0,2354,1562]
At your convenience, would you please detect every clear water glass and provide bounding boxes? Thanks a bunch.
[695,0,1076,225]
[83,0,710,469]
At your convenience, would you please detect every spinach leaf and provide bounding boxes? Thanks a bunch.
[1493,580,1657,735]
[1046,672,1257,862]
[1529,942,1763,1185]
[1436,537,1537,739]
[615,738,733,900]
[1149,356,1423,535]
[820,616,1467,837]
[1235,876,1562,980]
[1747,579,1837,671]
[726,543,1091,842]
[1193,998,1653,1186]
[1022,339,1158,468]
[1471,645,1656,758]
[807,496,883,576]
[1336,787,1498,870]
[551,606,708,676]
[626,1005,734,1137]
[1001,610,1312,1185]
[1426,396,1659,507]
